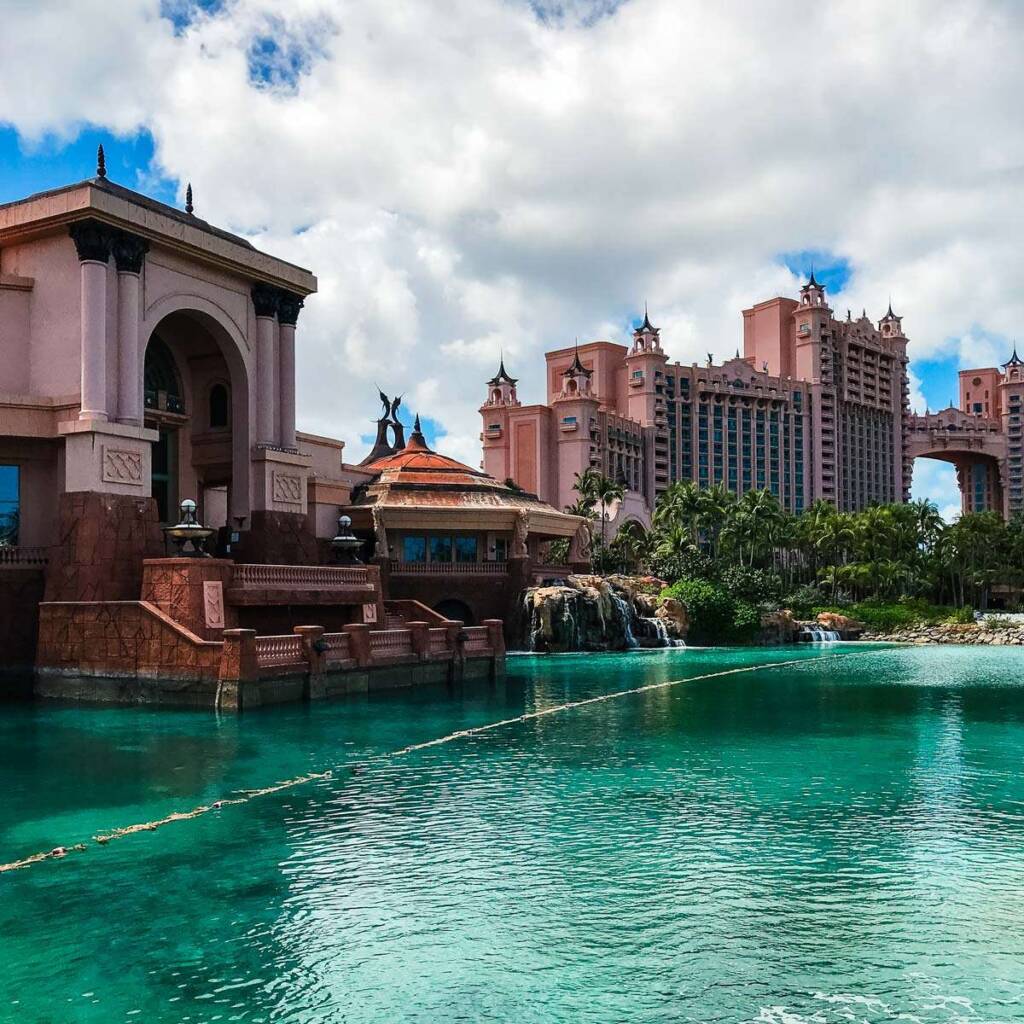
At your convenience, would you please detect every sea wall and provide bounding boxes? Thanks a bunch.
[863,622,1024,646]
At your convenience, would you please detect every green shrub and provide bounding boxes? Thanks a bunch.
[731,599,762,643]
[984,614,1015,631]
[664,578,736,645]
[810,599,974,632]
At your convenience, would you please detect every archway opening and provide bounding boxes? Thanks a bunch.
[143,311,242,530]
[434,598,475,625]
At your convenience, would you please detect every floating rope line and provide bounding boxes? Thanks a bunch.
[0,653,854,875]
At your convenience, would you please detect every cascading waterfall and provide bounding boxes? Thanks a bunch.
[640,616,686,648]
[520,576,687,652]
[800,626,841,643]
[610,593,639,649]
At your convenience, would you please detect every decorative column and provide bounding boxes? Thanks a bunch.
[252,284,279,446]
[277,292,303,451]
[111,231,149,426]
[69,220,114,421]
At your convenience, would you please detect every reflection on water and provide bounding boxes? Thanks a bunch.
[2,645,1024,1023]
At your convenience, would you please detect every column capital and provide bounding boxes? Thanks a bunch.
[251,283,280,318]
[111,230,150,274]
[277,291,304,327]
[68,219,115,263]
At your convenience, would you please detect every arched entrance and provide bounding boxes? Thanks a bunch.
[142,309,248,529]
[907,410,1008,517]
[434,598,475,625]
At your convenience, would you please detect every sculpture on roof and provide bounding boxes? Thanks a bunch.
[361,389,407,464]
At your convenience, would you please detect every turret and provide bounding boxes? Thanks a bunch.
[559,344,594,399]
[879,301,904,340]
[630,304,663,355]
[483,356,520,408]
[798,270,829,310]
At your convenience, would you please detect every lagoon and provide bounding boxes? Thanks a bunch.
[3,644,1024,1022]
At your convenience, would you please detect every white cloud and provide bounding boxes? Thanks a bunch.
[2,0,1022,509]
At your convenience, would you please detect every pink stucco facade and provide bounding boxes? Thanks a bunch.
[482,278,918,527]
[0,169,366,559]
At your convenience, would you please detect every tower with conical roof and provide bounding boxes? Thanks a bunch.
[484,355,520,409]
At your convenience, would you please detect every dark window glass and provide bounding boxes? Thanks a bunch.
[403,536,427,563]
[0,465,19,545]
[430,536,453,563]
[455,536,478,562]
[209,384,229,429]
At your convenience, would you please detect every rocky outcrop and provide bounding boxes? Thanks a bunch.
[814,612,864,639]
[863,622,1024,645]
[520,574,687,652]
[760,609,801,645]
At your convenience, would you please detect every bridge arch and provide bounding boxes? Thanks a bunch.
[907,408,1007,516]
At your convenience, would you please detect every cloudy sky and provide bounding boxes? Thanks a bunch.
[2,0,1021,519]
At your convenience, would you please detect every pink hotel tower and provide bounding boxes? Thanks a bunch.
[481,275,1023,526]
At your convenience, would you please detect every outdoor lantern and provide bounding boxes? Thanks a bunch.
[163,499,216,557]
[332,513,363,564]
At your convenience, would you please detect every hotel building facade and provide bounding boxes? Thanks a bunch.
[482,276,913,526]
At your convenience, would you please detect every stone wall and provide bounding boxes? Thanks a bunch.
[863,622,1024,646]
[140,558,237,641]
[233,510,320,565]
[44,492,164,602]
[36,601,222,683]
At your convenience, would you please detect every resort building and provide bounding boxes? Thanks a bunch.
[0,157,580,704]
[482,276,913,525]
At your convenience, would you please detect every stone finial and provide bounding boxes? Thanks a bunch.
[185,182,194,215]
[96,144,107,179]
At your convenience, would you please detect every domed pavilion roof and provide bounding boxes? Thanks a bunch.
[349,417,582,537]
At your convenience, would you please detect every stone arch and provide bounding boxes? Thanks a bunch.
[141,294,253,522]
[434,597,475,625]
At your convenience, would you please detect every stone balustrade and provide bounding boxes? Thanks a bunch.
[0,546,49,567]
[233,563,370,588]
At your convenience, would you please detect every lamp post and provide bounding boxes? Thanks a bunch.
[163,499,216,557]
[331,513,363,565]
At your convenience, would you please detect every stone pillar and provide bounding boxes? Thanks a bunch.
[483,618,506,679]
[252,284,279,446]
[482,619,506,656]
[217,629,260,712]
[342,623,372,667]
[112,231,149,426]
[69,220,114,421]
[407,621,430,661]
[294,625,327,700]
[277,292,303,451]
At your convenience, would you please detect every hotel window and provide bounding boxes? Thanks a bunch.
[0,465,18,545]
[403,536,427,563]
[430,536,453,563]
[209,383,229,429]
[455,536,479,562]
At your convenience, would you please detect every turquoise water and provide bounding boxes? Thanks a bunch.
[3,644,1024,1023]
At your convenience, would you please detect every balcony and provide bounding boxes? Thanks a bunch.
[0,545,48,568]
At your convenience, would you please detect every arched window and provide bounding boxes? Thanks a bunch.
[144,337,184,414]
[209,383,229,429]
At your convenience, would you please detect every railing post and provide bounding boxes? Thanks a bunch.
[443,619,465,684]
[407,621,430,661]
[294,625,327,700]
[217,629,259,712]
[342,623,372,667]
[482,618,506,679]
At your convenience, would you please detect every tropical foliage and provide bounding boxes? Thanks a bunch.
[600,482,1024,614]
